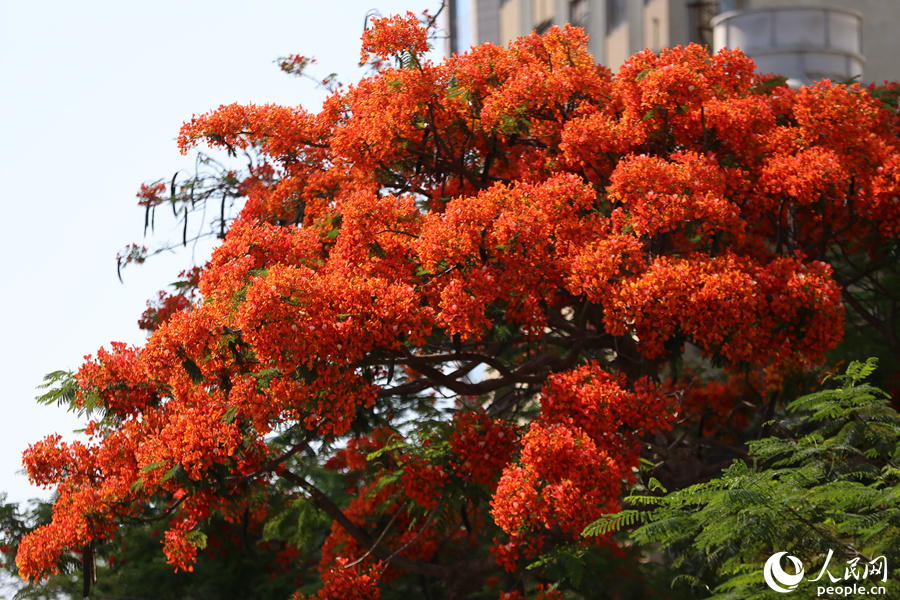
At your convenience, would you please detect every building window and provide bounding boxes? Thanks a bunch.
[607,0,627,33]
[570,0,590,34]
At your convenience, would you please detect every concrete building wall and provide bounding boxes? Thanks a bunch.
[627,0,645,57]
[643,0,691,58]
[519,0,535,38]
[499,0,523,45]
[534,0,555,26]
[606,15,632,69]
[713,5,865,86]
[583,0,607,65]
[553,0,570,28]
[475,0,502,46]
[460,0,900,84]
[644,0,669,53]
[742,0,900,84]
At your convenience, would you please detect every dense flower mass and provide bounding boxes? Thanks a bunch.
[18,12,900,599]
[360,12,429,62]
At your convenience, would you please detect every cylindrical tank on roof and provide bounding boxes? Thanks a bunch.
[711,6,864,87]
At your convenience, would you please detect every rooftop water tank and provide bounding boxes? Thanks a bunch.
[711,6,864,87]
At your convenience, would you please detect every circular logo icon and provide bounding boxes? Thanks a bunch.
[764,552,805,593]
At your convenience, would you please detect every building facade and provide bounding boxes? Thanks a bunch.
[447,0,900,85]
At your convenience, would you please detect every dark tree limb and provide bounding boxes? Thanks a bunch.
[279,470,498,585]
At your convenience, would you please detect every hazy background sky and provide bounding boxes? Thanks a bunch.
[0,0,442,508]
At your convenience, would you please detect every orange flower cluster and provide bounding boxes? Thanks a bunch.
[293,558,382,600]
[492,365,671,540]
[662,371,749,437]
[136,182,166,207]
[601,253,844,367]
[492,424,625,534]
[360,12,428,62]
[400,455,448,511]
[138,267,200,332]
[499,585,564,600]
[19,12,900,596]
[449,409,519,488]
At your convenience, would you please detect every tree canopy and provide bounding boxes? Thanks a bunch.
[15,11,900,599]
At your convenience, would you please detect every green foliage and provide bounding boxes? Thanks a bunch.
[825,240,900,398]
[34,371,77,408]
[262,497,330,549]
[520,541,698,600]
[0,494,319,600]
[35,370,103,419]
[584,359,900,599]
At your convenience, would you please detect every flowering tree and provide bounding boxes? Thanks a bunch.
[17,11,900,599]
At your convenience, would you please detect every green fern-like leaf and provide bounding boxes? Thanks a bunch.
[582,509,646,537]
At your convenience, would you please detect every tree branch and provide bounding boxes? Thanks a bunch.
[279,469,497,582]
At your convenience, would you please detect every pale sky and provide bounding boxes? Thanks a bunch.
[0,0,443,508]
